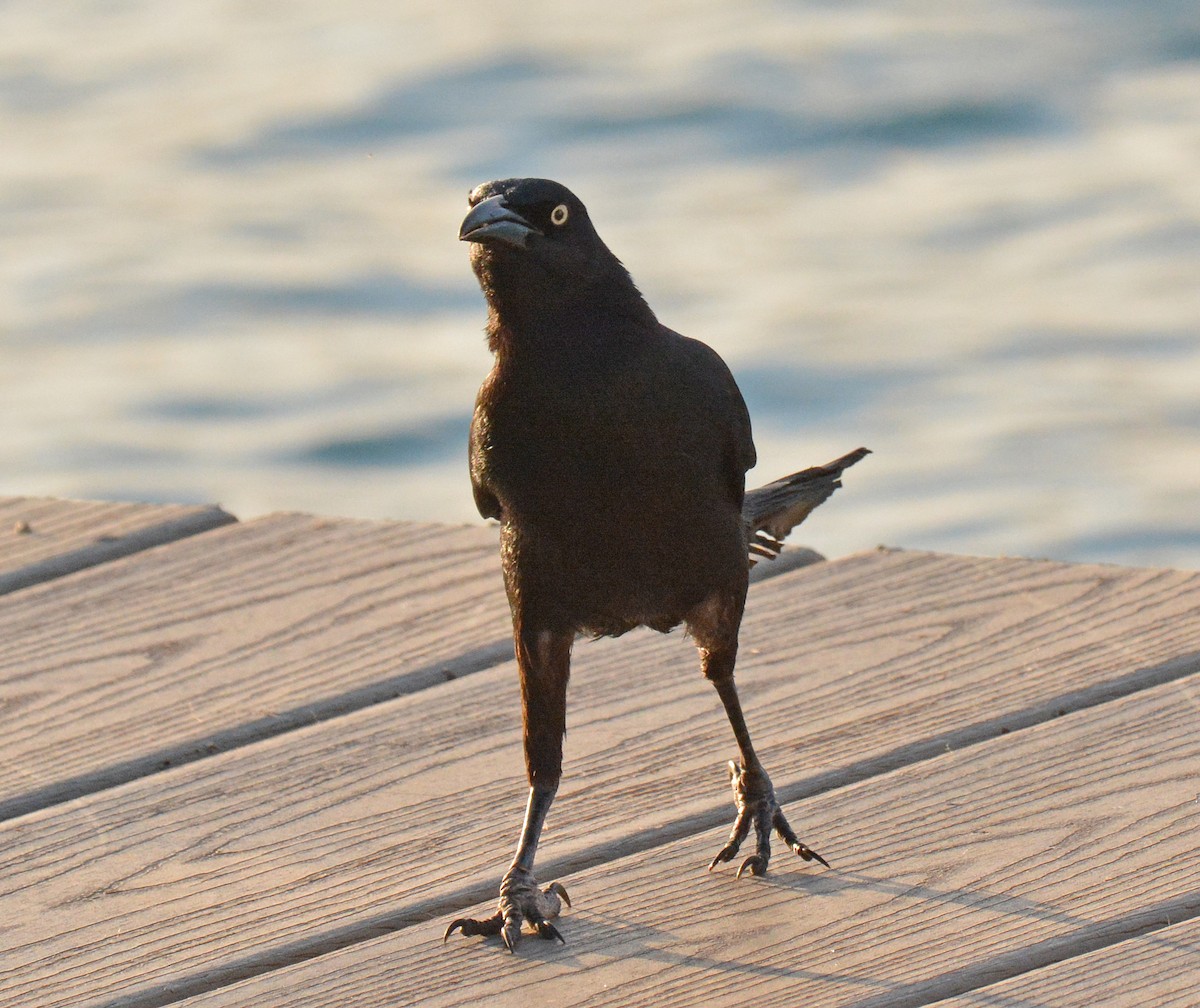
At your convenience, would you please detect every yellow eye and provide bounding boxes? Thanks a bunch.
[550,204,569,226]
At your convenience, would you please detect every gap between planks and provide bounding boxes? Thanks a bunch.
[928,913,1200,1008]
[0,498,236,596]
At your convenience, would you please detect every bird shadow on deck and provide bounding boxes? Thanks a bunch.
[479,866,1200,1008]
[456,854,1200,1003]
[495,892,909,1001]
[462,903,900,1003]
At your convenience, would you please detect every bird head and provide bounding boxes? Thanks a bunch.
[460,179,625,294]
[459,178,655,343]
[460,177,589,252]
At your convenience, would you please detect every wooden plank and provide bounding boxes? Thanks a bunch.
[1,551,1198,1006]
[0,496,235,594]
[168,675,1200,1008]
[0,505,813,819]
[932,915,1200,1008]
[0,513,507,818]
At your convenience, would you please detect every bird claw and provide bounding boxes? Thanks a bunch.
[443,914,503,942]
[536,919,567,944]
[545,880,572,908]
[773,804,832,868]
[709,759,829,876]
[736,854,767,879]
[444,868,570,950]
[789,839,831,868]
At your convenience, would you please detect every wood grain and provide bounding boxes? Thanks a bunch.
[0,513,506,817]
[0,496,234,594]
[171,676,1200,1008]
[1,551,1198,1006]
[932,915,1200,1008]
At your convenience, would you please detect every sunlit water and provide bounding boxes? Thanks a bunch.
[3,1,1199,568]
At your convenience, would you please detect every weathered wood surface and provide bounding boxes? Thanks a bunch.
[1,547,1198,1007]
[0,505,814,822]
[934,915,1200,1008]
[0,496,234,595]
[0,513,506,818]
[171,674,1200,1008]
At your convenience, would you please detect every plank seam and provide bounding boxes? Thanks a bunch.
[91,649,1200,1008]
[0,506,237,596]
[849,892,1200,1008]
[0,636,515,822]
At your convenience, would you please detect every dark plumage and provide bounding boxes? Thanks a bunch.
[445,178,867,951]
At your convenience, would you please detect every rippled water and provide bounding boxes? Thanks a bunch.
[3,1,1198,568]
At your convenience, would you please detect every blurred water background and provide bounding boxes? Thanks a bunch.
[3,0,1199,567]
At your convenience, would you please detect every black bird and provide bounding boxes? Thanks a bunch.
[445,178,867,951]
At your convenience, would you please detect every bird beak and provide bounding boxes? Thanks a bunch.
[459,195,537,250]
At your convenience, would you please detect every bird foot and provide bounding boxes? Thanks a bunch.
[708,760,830,877]
[444,867,571,951]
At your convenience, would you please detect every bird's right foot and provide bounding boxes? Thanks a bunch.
[444,867,571,951]
[708,760,830,877]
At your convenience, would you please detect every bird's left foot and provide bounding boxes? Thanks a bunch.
[708,760,830,877]
[444,867,571,951]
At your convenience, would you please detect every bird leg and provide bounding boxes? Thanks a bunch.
[444,625,573,950]
[444,783,571,949]
[696,622,829,877]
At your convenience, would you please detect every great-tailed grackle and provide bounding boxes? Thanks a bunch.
[445,178,867,951]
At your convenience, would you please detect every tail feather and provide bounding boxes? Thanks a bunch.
[742,447,870,563]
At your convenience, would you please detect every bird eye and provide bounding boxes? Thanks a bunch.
[550,204,569,226]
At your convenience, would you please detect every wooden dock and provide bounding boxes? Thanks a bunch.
[2,496,1199,1007]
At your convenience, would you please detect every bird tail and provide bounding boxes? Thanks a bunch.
[743,447,870,563]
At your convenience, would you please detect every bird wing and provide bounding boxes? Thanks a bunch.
[667,331,757,503]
